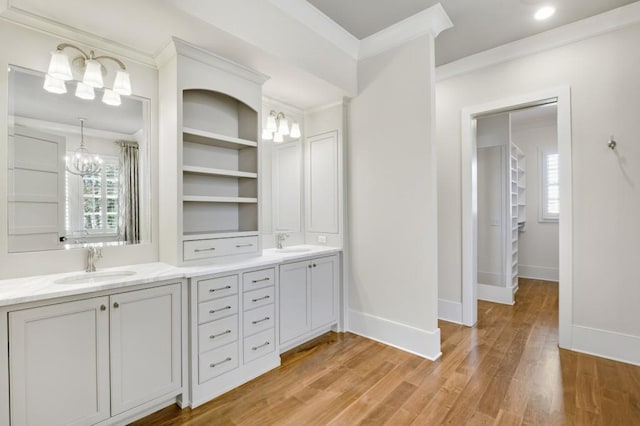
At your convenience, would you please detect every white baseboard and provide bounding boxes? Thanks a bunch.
[438,299,463,324]
[348,310,441,360]
[477,283,515,305]
[572,325,640,366]
[519,264,559,281]
[478,270,502,286]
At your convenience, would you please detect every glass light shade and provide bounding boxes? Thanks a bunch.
[83,59,104,88]
[261,128,273,140]
[278,118,290,136]
[112,70,132,96]
[102,89,121,106]
[43,74,67,94]
[266,115,277,132]
[290,122,301,139]
[47,51,73,81]
[273,132,284,143]
[75,82,95,100]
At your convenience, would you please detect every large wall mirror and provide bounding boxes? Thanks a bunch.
[7,65,151,253]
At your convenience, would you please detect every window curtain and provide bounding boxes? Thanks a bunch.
[118,141,140,244]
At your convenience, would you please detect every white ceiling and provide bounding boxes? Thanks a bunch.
[307,0,638,65]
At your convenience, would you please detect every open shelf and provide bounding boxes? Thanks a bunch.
[183,127,257,149]
[182,165,257,179]
[182,196,257,203]
[182,230,258,240]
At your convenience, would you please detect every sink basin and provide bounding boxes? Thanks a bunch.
[55,270,137,285]
[276,247,314,253]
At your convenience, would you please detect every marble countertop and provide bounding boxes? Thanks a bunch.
[0,245,341,308]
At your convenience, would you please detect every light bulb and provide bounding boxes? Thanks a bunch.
[43,74,67,94]
[47,51,73,81]
[75,82,95,100]
[290,122,301,139]
[83,59,104,88]
[113,69,131,96]
[102,88,121,106]
[273,132,283,143]
[534,6,555,20]
[266,114,277,132]
[261,128,273,140]
[278,117,290,136]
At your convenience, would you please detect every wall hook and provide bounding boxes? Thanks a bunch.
[607,136,617,150]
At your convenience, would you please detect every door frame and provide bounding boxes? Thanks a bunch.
[460,86,573,349]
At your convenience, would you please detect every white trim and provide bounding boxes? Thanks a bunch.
[304,100,345,114]
[0,2,156,67]
[437,2,640,81]
[262,96,304,116]
[438,299,462,324]
[270,2,452,60]
[518,265,559,282]
[572,325,640,367]
[461,87,573,348]
[348,309,441,360]
[359,4,453,60]
[477,283,516,305]
[268,0,359,58]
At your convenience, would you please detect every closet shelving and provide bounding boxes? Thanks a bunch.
[509,142,524,289]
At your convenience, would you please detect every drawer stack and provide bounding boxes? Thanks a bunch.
[197,274,240,384]
[242,268,276,363]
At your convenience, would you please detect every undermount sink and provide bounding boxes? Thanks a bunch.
[55,270,137,285]
[276,247,314,253]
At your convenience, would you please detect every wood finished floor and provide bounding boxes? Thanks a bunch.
[132,279,640,425]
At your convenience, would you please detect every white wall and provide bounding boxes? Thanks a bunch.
[510,107,559,281]
[0,20,159,279]
[348,35,440,359]
[437,23,640,362]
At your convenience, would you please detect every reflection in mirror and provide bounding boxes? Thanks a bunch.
[7,65,149,253]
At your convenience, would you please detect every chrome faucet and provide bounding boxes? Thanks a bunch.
[276,233,290,249]
[86,247,103,272]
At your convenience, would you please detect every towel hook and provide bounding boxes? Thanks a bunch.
[608,135,617,150]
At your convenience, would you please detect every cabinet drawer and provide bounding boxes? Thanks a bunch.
[198,275,238,303]
[184,236,258,261]
[243,287,274,311]
[243,328,275,364]
[243,268,275,292]
[199,315,238,353]
[199,342,239,383]
[243,304,275,336]
[198,295,238,324]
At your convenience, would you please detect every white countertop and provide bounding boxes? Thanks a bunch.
[0,245,341,308]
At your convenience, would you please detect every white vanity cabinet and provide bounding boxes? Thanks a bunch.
[279,254,339,351]
[7,281,184,426]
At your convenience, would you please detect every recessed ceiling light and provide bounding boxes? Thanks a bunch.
[534,6,556,20]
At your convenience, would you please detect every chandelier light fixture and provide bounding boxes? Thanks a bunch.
[65,118,103,177]
[43,43,132,106]
[262,110,301,143]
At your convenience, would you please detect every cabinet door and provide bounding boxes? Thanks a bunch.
[9,297,110,426]
[305,131,339,233]
[279,261,310,345]
[110,283,181,415]
[311,255,339,329]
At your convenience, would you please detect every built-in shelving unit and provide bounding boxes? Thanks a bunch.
[510,142,520,289]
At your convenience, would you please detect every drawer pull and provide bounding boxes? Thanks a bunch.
[251,295,270,303]
[210,357,232,368]
[252,341,270,351]
[209,329,232,339]
[209,285,232,293]
[195,247,216,253]
[251,277,270,283]
[251,316,270,325]
[209,306,232,314]
[236,243,254,248]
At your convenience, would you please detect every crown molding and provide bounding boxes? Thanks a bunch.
[263,96,304,115]
[436,1,640,82]
[270,1,452,61]
[359,3,452,60]
[0,2,157,67]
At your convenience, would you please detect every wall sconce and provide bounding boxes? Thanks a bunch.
[43,43,132,106]
[262,110,301,143]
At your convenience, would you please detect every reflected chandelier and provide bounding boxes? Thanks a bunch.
[65,118,103,177]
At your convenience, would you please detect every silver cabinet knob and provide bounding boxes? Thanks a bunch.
[113,302,119,309]
[100,305,106,311]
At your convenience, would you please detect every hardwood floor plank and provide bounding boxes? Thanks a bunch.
[132,279,640,426]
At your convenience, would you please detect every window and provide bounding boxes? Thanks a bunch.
[66,156,120,236]
[540,150,559,222]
